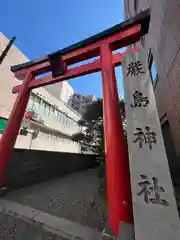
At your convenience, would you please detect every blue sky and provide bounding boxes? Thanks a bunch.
[1,0,125,98]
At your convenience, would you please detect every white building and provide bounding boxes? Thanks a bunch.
[71,93,96,115]
[44,81,74,106]
[0,32,82,153]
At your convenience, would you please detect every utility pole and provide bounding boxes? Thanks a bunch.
[0,36,16,65]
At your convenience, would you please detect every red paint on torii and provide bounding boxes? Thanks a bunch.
[0,9,150,236]
[13,49,138,94]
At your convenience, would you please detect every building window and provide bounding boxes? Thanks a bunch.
[37,96,41,108]
[126,0,129,11]
[46,133,49,140]
[39,100,45,116]
[74,107,79,112]
[28,94,34,109]
[134,0,137,11]
[44,103,50,116]
[51,106,55,119]
[148,49,158,83]
[61,114,64,124]
[63,115,66,125]
[33,95,40,111]
[59,112,62,122]
[141,35,145,48]
[66,118,68,126]
[153,74,159,89]
[57,111,60,120]
[55,108,58,119]
[49,105,53,117]
[64,115,67,125]
[19,128,28,136]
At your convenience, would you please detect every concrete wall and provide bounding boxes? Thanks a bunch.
[5,149,99,188]
[30,132,80,153]
[0,130,80,153]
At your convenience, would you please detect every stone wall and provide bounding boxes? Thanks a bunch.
[5,149,99,188]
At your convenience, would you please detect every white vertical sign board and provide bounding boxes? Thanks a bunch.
[122,51,180,240]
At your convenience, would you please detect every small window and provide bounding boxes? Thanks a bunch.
[74,107,79,111]
[62,114,65,124]
[55,109,58,119]
[39,100,45,115]
[50,106,54,118]
[134,0,137,11]
[20,128,28,136]
[57,111,59,120]
[33,95,40,110]
[44,103,50,116]
[141,36,145,48]
[58,111,61,121]
[153,74,159,89]
[59,112,63,122]
[126,0,129,11]
[67,118,70,126]
[28,94,34,109]
[64,116,68,125]
[51,107,55,119]
[151,62,157,81]
[148,49,158,83]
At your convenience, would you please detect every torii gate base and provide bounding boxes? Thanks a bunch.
[0,10,150,237]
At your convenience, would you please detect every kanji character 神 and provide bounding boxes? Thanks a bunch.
[133,126,156,150]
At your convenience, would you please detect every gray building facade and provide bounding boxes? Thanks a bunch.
[71,93,96,115]
[124,0,180,181]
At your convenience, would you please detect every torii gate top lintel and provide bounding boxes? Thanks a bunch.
[11,9,150,75]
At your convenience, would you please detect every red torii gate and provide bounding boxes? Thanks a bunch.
[0,10,150,236]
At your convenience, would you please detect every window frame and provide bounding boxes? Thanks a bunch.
[148,49,158,85]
